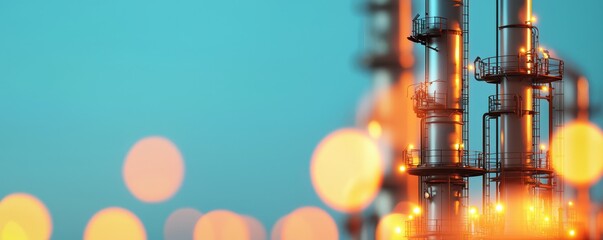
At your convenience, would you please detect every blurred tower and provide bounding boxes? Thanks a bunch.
[348,0,420,239]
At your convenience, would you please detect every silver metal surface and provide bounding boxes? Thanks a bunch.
[499,0,533,235]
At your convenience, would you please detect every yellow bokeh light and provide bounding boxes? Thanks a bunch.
[84,207,146,240]
[569,229,576,237]
[368,121,382,139]
[568,201,573,207]
[412,207,421,215]
[281,207,338,240]
[311,129,384,213]
[469,207,477,215]
[1,221,28,240]
[552,121,603,185]
[398,165,406,173]
[0,193,52,240]
[123,136,185,203]
[376,213,407,240]
[193,210,250,240]
[495,203,504,213]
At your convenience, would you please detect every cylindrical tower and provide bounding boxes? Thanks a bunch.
[407,0,483,238]
[475,0,564,236]
[499,0,533,234]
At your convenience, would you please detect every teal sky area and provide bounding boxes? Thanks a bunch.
[0,0,601,239]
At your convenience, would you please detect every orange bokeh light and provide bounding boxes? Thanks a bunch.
[164,208,202,240]
[270,216,285,240]
[193,210,250,240]
[123,136,185,203]
[0,193,52,240]
[552,121,603,185]
[281,206,338,240]
[242,215,266,240]
[311,129,384,213]
[376,213,408,240]
[84,207,146,240]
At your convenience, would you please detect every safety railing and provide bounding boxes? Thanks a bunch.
[404,149,484,169]
[483,151,551,172]
[411,16,448,37]
[488,94,522,114]
[475,54,563,81]
[411,82,448,112]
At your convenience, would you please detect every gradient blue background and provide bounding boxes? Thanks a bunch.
[0,0,601,239]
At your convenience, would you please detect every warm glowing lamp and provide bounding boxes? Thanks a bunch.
[495,204,504,213]
[311,129,384,213]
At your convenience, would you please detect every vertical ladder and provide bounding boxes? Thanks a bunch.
[462,0,470,160]
[484,115,491,211]
[532,84,541,165]
[552,80,565,229]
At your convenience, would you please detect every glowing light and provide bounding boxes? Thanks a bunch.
[569,229,576,237]
[454,143,460,150]
[568,201,574,207]
[242,215,266,240]
[281,207,338,240]
[398,165,406,173]
[164,208,202,240]
[408,215,413,220]
[468,65,474,71]
[84,207,146,240]
[469,207,477,216]
[311,129,384,213]
[193,210,250,240]
[412,207,421,215]
[539,47,544,52]
[551,121,603,185]
[1,221,27,240]
[367,121,383,139]
[408,144,414,150]
[520,47,526,53]
[376,213,407,240]
[495,203,504,213]
[0,193,52,240]
[529,206,535,212]
[531,16,537,23]
[544,216,550,222]
[540,144,546,150]
[541,86,548,92]
[270,217,285,240]
[123,136,185,203]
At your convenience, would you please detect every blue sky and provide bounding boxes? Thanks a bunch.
[0,0,601,239]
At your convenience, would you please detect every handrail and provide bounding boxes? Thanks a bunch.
[411,16,448,37]
[488,94,522,113]
[474,54,563,80]
[411,82,449,111]
[404,149,484,169]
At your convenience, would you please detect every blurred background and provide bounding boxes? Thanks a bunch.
[0,0,601,239]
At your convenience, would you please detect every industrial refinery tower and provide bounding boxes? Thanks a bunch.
[405,0,484,238]
[475,0,564,237]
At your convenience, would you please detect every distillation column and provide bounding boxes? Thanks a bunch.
[407,0,481,238]
[475,0,564,236]
[423,0,464,236]
[499,0,533,235]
